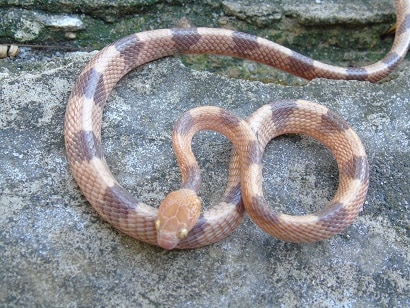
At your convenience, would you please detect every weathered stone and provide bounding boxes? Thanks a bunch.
[0,8,84,42]
[282,0,394,26]
[222,0,283,27]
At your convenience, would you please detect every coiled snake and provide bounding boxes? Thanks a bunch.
[65,0,410,249]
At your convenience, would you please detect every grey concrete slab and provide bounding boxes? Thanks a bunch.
[1,52,409,306]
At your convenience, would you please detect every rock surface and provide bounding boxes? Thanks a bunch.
[0,47,409,305]
[0,0,397,64]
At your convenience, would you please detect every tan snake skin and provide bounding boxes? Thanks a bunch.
[65,0,410,249]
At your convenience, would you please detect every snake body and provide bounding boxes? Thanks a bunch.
[65,0,410,249]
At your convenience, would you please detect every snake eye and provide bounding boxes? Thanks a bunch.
[155,219,161,230]
[179,228,188,239]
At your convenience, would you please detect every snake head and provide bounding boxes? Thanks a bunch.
[155,188,201,250]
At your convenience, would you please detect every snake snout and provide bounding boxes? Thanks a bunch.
[157,231,180,250]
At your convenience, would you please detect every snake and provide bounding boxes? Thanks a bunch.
[65,0,410,249]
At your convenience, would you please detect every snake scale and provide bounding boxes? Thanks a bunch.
[65,0,410,249]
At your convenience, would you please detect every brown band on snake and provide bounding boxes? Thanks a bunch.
[103,185,135,219]
[345,67,369,81]
[65,0,409,249]
[184,215,210,241]
[171,28,201,52]
[287,52,315,79]
[114,34,144,70]
[172,109,194,136]
[251,195,280,225]
[180,164,201,191]
[267,100,299,134]
[104,184,139,211]
[321,109,349,131]
[385,51,401,66]
[232,31,259,53]
[219,108,242,128]
[68,131,103,161]
[316,204,350,234]
[397,13,410,35]
[222,183,243,208]
[242,139,261,166]
[71,68,101,100]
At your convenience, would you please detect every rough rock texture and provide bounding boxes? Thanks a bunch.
[281,0,394,25]
[223,0,395,26]
[222,1,283,27]
[0,0,396,56]
[0,8,84,42]
[0,48,409,305]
